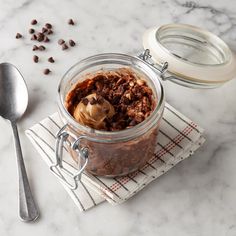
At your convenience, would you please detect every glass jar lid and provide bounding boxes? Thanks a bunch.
[142,24,236,88]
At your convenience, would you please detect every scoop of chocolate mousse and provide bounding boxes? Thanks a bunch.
[73,93,115,130]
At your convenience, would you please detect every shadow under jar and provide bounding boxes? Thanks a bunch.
[57,53,165,180]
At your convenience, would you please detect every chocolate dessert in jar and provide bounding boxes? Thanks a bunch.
[52,24,236,189]
[55,53,165,186]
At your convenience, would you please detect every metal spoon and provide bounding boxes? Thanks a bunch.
[0,63,39,222]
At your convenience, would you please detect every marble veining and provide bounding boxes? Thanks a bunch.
[0,0,236,235]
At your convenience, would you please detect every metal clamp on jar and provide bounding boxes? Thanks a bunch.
[50,24,236,190]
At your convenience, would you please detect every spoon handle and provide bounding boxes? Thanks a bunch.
[11,121,39,222]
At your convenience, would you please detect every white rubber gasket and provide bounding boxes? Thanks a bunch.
[143,24,236,85]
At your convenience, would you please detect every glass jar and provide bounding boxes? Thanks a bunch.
[50,23,236,189]
[52,53,165,188]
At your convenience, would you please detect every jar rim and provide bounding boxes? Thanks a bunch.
[58,53,165,142]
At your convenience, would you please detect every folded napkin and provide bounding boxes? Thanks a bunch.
[25,103,205,211]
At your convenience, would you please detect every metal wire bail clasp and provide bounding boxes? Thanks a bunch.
[138,49,168,80]
[50,124,89,190]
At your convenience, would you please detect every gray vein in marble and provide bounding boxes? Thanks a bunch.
[173,0,236,44]
[0,0,34,31]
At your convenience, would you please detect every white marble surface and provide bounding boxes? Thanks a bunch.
[0,0,236,235]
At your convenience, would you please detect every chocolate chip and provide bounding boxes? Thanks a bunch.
[96,96,104,104]
[48,57,55,63]
[37,33,44,42]
[44,36,50,42]
[95,81,104,91]
[68,19,75,25]
[90,97,97,105]
[43,68,51,75]
[31,34,37,40]
[45,23,52,29]
[32,45,38,51]
[33,55,39,63]
[47,29,53,35]
[69,39,76,47]
[42,27,48,33]
[38,32,44,37]
[113,96,121,104]
[58,39,65,45]
[15,33,22,39]
[29,28,35,34]
[62,43,68,50]
[38,45,46,51]
[31,19,37,25]
[81,97,89,105]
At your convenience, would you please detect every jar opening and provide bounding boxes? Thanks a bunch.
[58,53,165,142]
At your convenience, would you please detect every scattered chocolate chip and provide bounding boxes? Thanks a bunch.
[37,32,44,42]
[68,19,75,25]
[90,97,97,105]
[47,29,53,35]
[33,55,39,63]
[44,36,50,42]
[69,39,76,47]
[42,27,48,33]
[32,45,38,51]
[31,19,37,25]
[81,97,89,105]
[38,32,44,37]
[38,45,46,51]
[43,68,51,75]
[31,34,37,40]
[62,43,68,50]
[58,39,65,45]
[15,33,22,39]
[29,28,35,34]
[45,23,52,29]
[48,57,55,63]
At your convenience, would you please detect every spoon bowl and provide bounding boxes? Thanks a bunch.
[0,63,28,121]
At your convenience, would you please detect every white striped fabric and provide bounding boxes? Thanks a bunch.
[25,103,205,211]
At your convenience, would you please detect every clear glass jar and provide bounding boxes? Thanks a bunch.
[56,53,165,181]
[50,23,236,189]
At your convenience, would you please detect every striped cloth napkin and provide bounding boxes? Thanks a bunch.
[25,103,205,211]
